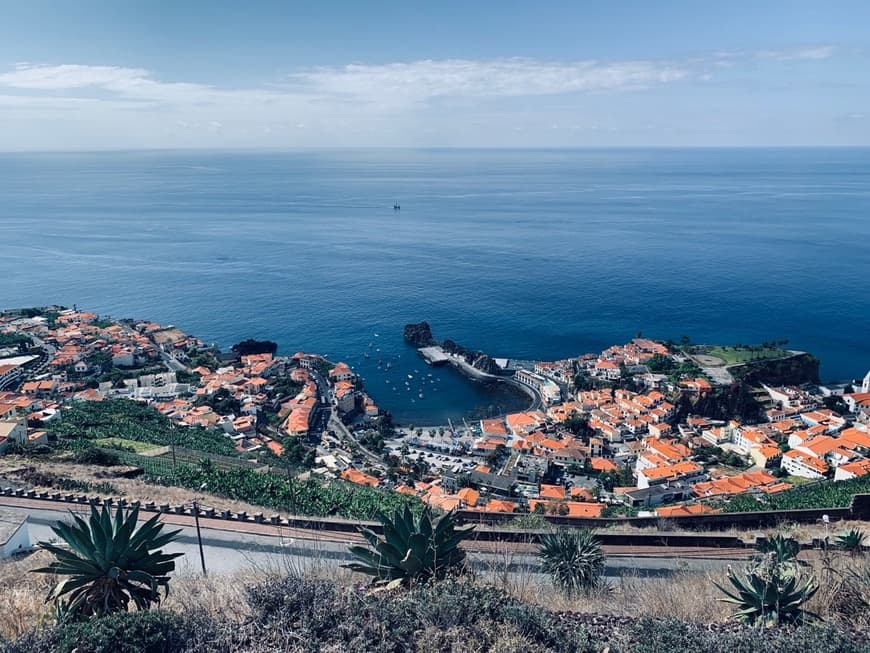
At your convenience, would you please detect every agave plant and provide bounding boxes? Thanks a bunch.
[538,529,605,597]
[755,534,801,564]
[32,504,183,622]
[716,564,818,627]
[835,529,866,555]
[343,506,474,587]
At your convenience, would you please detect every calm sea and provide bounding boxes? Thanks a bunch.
[1,148,868,424]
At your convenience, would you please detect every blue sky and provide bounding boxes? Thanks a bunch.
[0,1,867,149]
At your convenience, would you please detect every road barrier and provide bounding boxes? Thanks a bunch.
[2,486,868,549]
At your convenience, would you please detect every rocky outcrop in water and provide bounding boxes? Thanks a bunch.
[403,321,437,347]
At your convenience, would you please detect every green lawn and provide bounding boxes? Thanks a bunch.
[703,346,788,365]
[93,437,162,454]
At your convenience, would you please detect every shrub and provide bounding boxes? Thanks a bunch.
[538,529,605,596]
[245,575,593,653]
[72,446,121,467]
[629,617,869,653]
[52,610,204,653]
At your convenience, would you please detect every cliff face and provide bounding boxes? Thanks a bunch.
[403,322,437,347]
[730,353,820,386]
[674,383,763,424]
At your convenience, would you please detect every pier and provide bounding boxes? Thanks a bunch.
[418,346,450,366]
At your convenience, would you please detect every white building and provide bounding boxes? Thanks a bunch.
[515,369,561,405]
[0,421,27,454]
[781,449,828,479]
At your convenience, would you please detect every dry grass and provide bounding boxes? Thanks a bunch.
[0,550,57,640]
[491,568,731,624]
[163,570,258,622]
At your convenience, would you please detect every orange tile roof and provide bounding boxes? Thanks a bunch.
[481,418,508,435]
[837,458,870,478]
[427,494,463,511]
[783,449,829,474]
[482,499,516,513]
[457,487,480,507]
[656,504,719,517]
[563,487,589,501]
[340,468,379,487]
[589,457,618,472]
[539,484,566,500]
[564,501,604,518]
[840,428,870,450]
[642,460,702,481]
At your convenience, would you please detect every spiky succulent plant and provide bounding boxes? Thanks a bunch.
[716,562,818,627]
[344,506,474,587]
[755,533,801,564]
[538,529,605,597]
[32,504,183,622]
[835,529,866,555]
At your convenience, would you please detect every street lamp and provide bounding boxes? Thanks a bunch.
[822,514,830,548]
[193,482,208,576]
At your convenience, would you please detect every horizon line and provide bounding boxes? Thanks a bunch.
[1,144,869,155]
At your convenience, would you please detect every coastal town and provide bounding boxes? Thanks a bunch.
[1,305,869,520]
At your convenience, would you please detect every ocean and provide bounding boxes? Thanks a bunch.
[1,148,868,424]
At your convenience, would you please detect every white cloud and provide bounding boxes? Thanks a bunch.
[758,45,836,61]
[291,58,690,103]
[0,63,151,90]
[0,46,850,149]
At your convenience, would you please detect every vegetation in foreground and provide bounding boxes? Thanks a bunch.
[9,505,868,652]
[344,507,474,587]
[32,505,183,622]
[3,573,868,653]
[538,529,606,597]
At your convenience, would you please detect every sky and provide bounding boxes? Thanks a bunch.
[0,0,867,150]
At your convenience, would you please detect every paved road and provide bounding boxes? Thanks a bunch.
[159,350,191,373]
[0,497,751,579]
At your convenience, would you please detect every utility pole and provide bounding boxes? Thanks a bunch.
[193,483,207,576]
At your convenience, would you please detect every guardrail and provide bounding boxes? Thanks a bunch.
[2,487,867,549]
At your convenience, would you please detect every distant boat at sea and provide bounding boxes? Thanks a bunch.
[393,204,400,211]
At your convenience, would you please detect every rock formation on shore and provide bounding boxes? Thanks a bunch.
[404,322,502,375]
